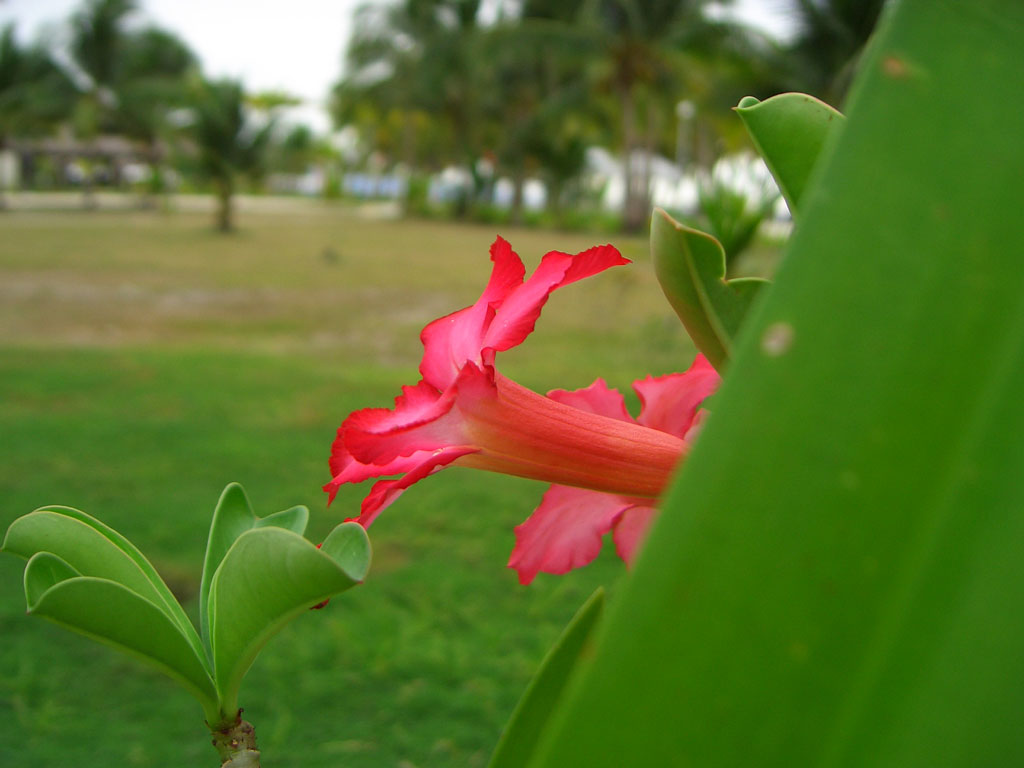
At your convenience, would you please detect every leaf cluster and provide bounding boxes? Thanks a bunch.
[188,78,277,188]
[2,483,371,729]
[0,25,76,141]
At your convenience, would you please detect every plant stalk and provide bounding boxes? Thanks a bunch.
[210,711,261,767]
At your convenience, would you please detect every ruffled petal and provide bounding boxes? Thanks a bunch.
[481,245,628,355]
[355,445,479,527]
[559,243,631,287]
[419,237,525,390]
[343,381,445,437]
[612,504,658,564]
[634,355,720,438]
[326,449,414,500]
[325,445,462,502]
[547,378,633,423]
[343,365,490,466]
[508,484,632,585]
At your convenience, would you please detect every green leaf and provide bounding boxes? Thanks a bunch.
[318,521,372,582]
[735,92,844,215]
[208,524,370,718]
[254,505,309,533]
[488,589,604,768]
[23,554,219,721]
[23,552,80,605]
[651,208,769,370]
[3,507,206,663]
[199,482,309,653]
[531,1,1024,765]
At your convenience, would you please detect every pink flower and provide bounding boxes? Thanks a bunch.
[508,358,718,584]
[324,236,719,583]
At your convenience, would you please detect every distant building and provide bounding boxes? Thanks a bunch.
[8,129,166,189]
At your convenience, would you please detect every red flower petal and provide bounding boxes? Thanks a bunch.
[419,237,526,391]
[634,355,720,438]
[508,484,632,585]
[354,445,479,527]
[547,378,633,422]
[325,447,459,503]
[481,245,628,355]
[612,504,657,564]
[343,368,479,466]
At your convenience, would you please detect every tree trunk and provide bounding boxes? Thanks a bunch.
[620,85,636,231]
[215,177,234,232]
[137,141,162,210]
[0,135,9,212]
[547,177,565,229]
[638,98,658,225]
[81,158,98,211]
[510,169,525,226]
[620,84,647,233]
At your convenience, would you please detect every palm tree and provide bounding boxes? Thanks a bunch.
[480,4,598,224]
[0,25,75,208]
[500,0,763,231]
[115,27,197,202]
[189,78,275,232]
[69,0,134,92]
[783,0,887,104]
[333,0,487,214]
[67,0,196,203]
[67,0,134,168]
[574,0,755,231]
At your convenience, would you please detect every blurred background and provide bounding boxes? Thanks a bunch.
[0,0,884,233]
[0,1,883,766]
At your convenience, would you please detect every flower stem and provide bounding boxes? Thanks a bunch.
[210,711,261,767]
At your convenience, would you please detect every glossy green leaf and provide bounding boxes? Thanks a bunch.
[488,589,604,768]
[651,208,769,370]
[208,523,370,717]
[735,92,844,215]
[254,506,308,533]
[199,482,309,652]
[318,520,373,581]
[23,552,80,605]
[23,554,219,721]
[533,1,1024,765]
[3,507,206,661]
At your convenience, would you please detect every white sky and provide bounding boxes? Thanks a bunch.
[0,0,795,133]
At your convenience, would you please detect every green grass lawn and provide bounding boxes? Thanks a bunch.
[0,201,726,766]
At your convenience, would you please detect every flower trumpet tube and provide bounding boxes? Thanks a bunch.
[345,365,685,498]
[508,359,718,584]
[324,236,720,583]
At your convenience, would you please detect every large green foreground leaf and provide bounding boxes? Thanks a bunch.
[532,1,1024,765]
